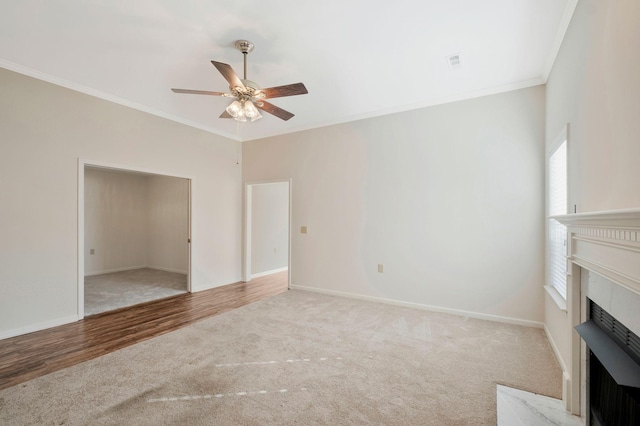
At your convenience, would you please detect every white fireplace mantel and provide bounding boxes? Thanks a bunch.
[553,207,640,297]
[553,207,640,227]
[552,208,640,418]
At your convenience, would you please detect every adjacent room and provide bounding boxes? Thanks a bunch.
[1,0,639,424]
[245,181,290,282]
[83,166,190,315]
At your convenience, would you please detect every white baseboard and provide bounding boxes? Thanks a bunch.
[251,267,288,279]
[147,266,188,275]
[0,315,79,340]
[562,371,572,411]
[85,265,187,276]
[290,284,544,328]
[84,265,147,276]
[544,324,569,373]
[543,324,571,410]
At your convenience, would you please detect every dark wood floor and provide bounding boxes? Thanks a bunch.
[0,271,288,391]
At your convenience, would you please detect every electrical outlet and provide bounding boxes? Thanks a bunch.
[90,249,95,255]
[378,264,384,273]
[301,226,307,234]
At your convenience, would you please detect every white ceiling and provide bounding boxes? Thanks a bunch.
[0,1,577,142]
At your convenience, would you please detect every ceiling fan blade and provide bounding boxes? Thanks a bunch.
[259,83,308,99]
[171,88,227,96]
[258,101,295,121]
[219,110,233,119]
[211,61,244,89]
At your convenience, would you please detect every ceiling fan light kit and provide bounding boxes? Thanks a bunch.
[171,40,308,123]
[225,99,262,122]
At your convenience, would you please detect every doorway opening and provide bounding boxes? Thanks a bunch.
[244,180,291,289]
[78,160,192,318]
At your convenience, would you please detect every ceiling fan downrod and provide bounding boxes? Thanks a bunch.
[234,40,254,81]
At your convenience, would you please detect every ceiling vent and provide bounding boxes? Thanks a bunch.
[447,53,462,69]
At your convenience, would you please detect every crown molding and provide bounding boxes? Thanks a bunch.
[541,0,579,82]
[0,60,241,142]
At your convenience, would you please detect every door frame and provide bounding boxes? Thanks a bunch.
[243,179,292,289]
[77,158,193,319]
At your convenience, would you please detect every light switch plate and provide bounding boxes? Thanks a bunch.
[301,226,307,234]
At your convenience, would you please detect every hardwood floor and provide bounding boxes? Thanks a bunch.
[0,271,288,391]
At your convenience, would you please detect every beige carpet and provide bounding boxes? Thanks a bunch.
[0,290,561,425]
[85,268,187,316]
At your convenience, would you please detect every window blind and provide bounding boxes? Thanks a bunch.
[548,141,567,299]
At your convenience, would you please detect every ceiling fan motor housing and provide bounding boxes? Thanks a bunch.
[235,40,254,54]
[241,79,260,90]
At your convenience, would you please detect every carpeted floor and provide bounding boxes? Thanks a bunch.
[84,268,188,316]
[0,290,561,425]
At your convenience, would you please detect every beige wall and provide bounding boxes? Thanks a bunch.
[544,0,640,376]
[244,86,546,324]
[0,68,241,338]
[250,182,289,275]
[84,168,149,274]
[84,169,189,276]
[147,174,189,274]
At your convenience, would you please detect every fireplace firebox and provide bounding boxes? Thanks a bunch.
[577,300,640,425]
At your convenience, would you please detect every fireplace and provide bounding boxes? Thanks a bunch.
[576,299,640,424]
[553,208,640,422]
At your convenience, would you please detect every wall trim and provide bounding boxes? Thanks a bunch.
[543,323,571,406]
[146,266,188,275]
[84,265,148,277]
[85,265,188,277]
[81,158,196,181]
[0,315,79,341]
[544,324,569,373]
[1,59,545,143]
[545,285,568,312]
[541,0,579,81]
[251,267,288,279]
[291,284,543,328]
[0,59,241,142]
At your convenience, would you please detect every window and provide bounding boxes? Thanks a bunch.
[547,138,568,301]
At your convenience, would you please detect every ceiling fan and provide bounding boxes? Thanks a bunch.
[171,40,308,122]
